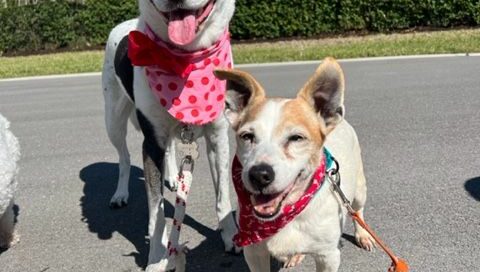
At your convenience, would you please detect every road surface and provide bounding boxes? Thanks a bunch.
[0,56,479,271]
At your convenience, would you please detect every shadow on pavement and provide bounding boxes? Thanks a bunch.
[464,177,480,201]
[341,233,359,248]
[79,162,247,271]
[79,162,149,267]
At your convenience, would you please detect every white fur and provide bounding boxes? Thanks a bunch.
[254,121,367,271]
[221,60,376,271]
[0,113,20,249]
[102,0,237,270]
[236,100,311,195]
[140,0,235,51]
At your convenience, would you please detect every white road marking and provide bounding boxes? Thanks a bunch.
[1,53,478,82]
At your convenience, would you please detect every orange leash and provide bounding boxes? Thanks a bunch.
[350,212,409,272]
[326,158,409,272]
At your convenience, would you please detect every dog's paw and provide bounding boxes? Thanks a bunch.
[109,192,129,209]
[219,215,242,254]
[174,251,186,272]
[145,263,168,272]
[221,231,242,255]
[164,177,179,192]
[10,231,20,247]
[146,254,183,272]
[355,228,376,252]
[225,243,242,255]
[0,230,19,249]
[282,254,305,268]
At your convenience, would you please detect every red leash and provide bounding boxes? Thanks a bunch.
[327,159,409,272]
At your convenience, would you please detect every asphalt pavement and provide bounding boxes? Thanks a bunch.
[0,55,479,272]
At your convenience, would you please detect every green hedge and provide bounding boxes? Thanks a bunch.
[0,0,138,55]
[1,0,480,55]
[0,1,81,54]
[75,0,138,46]
[231,0,480,39]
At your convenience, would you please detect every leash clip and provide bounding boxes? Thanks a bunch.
[326,157,355,214]
[177,125,197,178]
[178,155,195,177]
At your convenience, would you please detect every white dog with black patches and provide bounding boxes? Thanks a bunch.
[0,113,20,250]
[214,58,376,271]
[102,0,238,271]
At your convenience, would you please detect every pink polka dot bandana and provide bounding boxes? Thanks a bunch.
[128,25,232,125]
[231,155,327,247]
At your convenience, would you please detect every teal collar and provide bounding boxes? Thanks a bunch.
[324,147,335,170]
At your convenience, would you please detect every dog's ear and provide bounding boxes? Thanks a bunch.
[297,57,345,133]
[214,69,265,127]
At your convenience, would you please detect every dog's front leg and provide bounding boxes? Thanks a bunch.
[314,249,341,272]
[204,116,239,253]
[137,112,170,271]
[143,148,168,271]
[244,243,270,272]
[163,136,179,191]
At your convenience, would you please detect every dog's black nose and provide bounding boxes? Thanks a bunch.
[248,163,275,190]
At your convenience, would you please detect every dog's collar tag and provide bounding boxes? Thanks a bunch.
[176,125,199,160]
[232,149,330,247]
[177,141,199,160]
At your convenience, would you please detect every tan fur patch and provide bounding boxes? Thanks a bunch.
[237,98,267,129]
[272,98,327,166]
[297,57,345,134]
[278,98,326,147]
[297,57,345,107]
[214,68,267,130]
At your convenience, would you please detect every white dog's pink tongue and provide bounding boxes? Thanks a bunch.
[252,194,280,216]
[254,204,276,215]
[168,10,197,46]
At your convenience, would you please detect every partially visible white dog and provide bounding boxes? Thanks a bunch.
[102,0,238,270]
[0,113,20,249]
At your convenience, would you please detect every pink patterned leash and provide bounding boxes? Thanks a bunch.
[163,171,192,271]
[163,125,198,271]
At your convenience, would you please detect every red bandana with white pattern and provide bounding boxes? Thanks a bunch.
[231,155,327,247]
[128,25,232,125]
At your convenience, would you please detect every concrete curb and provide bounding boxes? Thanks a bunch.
[1,53,478,82]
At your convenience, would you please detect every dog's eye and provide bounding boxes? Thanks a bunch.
[240,132,255,143]
[288,134,306,142]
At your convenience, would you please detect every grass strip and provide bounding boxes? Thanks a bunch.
[0,51,104,79]
[1,28,479,79]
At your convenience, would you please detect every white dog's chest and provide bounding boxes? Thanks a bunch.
[264,189,345,257]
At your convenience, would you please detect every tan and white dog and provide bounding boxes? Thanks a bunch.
[214,58,375,271]
[102,0,238,271]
